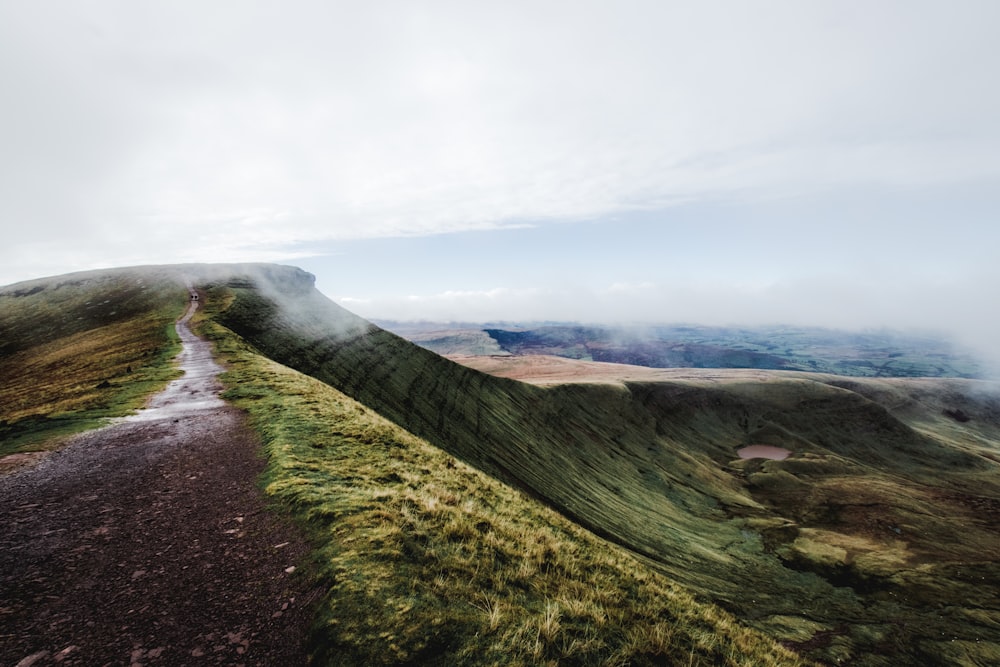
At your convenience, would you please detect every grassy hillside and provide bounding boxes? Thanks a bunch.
[5,263,1000,665]
[0,267,190,457]
[207,265,1000,666]
[1,264,810,665]
[196,307,808,666]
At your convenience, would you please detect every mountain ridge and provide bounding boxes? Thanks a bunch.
[4,263,1000,665]
[206,264,1000,664]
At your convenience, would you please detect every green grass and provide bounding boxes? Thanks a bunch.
[207,265,1000,666]
[0,268,188,456]
[6,263,1000,666]
[197,314,811,666]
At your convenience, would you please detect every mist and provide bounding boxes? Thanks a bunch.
[2,2,998,373]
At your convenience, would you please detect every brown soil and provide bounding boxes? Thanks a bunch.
[0,301,321,666]
[447,353,781,385]
[0,451,49,475]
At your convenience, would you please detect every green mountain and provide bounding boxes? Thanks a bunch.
[4,263,1000,666]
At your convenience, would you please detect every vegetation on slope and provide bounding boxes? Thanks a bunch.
[0,268,188,456]
[208,265,1000,666]
[6,263,1000,665]
[0,263,811,665]
[196,310,809,666]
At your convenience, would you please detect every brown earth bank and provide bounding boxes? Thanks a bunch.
[0,301,320,666]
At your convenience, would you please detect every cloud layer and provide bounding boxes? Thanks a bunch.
[3,2,998,272]
[2,1,998,364]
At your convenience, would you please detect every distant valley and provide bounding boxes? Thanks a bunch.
[379,321,987,379]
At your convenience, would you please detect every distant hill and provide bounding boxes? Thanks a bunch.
[4,264,1000,665]
[379,320,986,379]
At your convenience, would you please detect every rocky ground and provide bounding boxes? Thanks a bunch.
[0,301,321,666]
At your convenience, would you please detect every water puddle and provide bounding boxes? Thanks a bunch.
[120,296,226,423]
[737,445,792,461]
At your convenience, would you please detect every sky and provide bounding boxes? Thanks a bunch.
[1,1,999,358]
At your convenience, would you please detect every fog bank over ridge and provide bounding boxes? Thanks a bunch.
[325,271,1000,371]
[2,1,997,371]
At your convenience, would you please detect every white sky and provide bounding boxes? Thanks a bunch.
[2,1,999,358]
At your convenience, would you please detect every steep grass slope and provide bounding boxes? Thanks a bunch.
[197,308,808,666]
[207,265,1000,666]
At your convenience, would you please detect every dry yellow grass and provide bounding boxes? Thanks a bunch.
[1,321,177,423]
[0,272,186,456]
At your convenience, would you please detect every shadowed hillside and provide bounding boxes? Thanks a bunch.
[208,265,1000,666]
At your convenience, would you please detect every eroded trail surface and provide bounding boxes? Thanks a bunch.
[0,299,318,666]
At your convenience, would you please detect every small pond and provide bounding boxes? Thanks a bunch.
[737,445,792,461]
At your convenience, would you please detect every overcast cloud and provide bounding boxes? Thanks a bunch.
[1,1,998,360]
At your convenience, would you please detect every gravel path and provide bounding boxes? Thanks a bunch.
[0,298,320,666]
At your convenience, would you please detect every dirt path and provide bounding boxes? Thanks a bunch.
[0,298,320,666]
